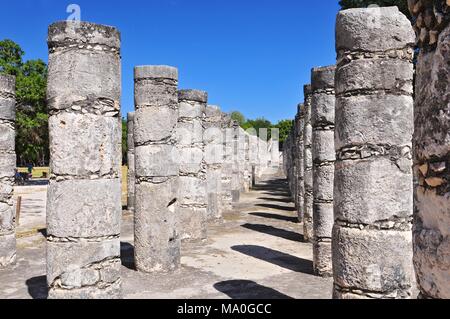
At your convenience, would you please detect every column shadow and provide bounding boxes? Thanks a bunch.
[256,203,295,212]
[231,245,313,275]
[121,242,136,270]
[26,276,48,300]
[214,280,294,299]
[248,212,299,224]
[241,223,304,242]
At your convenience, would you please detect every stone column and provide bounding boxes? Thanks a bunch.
[303,84,314,242]
[204,105,223,221]
[46,21,122,298]
[220,113,233,213]
[333,7,415,298]
[409,0,450,299]
[134,65,180,273]
[0,74,16,269]
[127,112,136,212]
[295,105,305,222]
[177,90,207,241]
[231,122,241,203]
[311,65,336,277]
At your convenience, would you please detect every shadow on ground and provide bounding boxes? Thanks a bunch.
[249,212,299,223]
[241,223,304,242]
[26,276,48,299]
[121,242,135,270]
[231,245,313,275]
[214,280,294,299]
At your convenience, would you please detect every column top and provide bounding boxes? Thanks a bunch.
[336,6,415,53]
[205,105,222,116]
[48,21,121,50]
[127,112,135,121]
[178,89,208,103]
[303,84,312,96]
[134,65,178,81]
[0,74,15,94]
[297,103,304,114]
[311,65,336,91]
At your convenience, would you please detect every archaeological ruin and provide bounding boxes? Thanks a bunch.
[0,2,448,301]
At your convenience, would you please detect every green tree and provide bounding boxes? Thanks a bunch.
[339,0,411,19]
[242,117,273,140]
[230,111,246,126]
[0,39,49,166]
[273,119,293,144]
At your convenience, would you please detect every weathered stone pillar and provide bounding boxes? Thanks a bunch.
[0,74,16,269]
[295,105,305,222]
[177,90,207,241]
[409,0,450,299]
[127,112,136,212]
[46,21,122,298]
[333,7,415,298]
[311,65,336,277]
[134,65,180,272]
[204,105,223,220]
[231,122,241,203]
[220,114,233,213]
[303,84,314,242]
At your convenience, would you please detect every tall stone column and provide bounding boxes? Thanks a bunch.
[295,105,305,223]
[220,114,233,213]
[409,0,450,299]
[0,74,16,269]
[311,65,336,277]
[127,112,136,212]
[46,21,122,298]
[231,122,241,203]
[134,65,180,273]
[303,84,314,242]
[177,90,207,241]
[204,105,223,221]
[333,7,415,298]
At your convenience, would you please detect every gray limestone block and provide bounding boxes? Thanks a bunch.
[134,65,178,81]
[177,206,207,242]
[311,94,335,127]
[207,191,220,221]
[313,202,334,238]
[127,112,135,150]
[311,65,336,91]
[312,129,335,163]
[332,225,414,297]
[0,74,15,95]
[47,179,121,238]
[0,233,16,268]
[0,74,15,121]
[177,120,203,145]
[134,106,177,144]
[313,164,335,202]
[48,21,121,49]
[49,113,121,177]
[336,59,413,95]
[47,50,121,110]
[336,7,415,53]
[179,101,204,119]
[178,176,206,206]
[46,238,120,286]
[0,153,16,179]
[134,80,178,110]
[49,280,121,299]
[179,147,203,175]
[205,105,222,119]
[304,123,313,147]
[0,202,14,232]
[0,125,15,152]
[204,144,224,165]
[335,94,413,151]
[135,144,179,178]
[0,98,16,121]
[134,178,180,273]
[0,180,14,203]
[335,157,412,225]
[178,89,208,104]
[313,241,333,277]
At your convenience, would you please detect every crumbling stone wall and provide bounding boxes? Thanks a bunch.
[127,112,135,212]
[303,84,314,242]
[134,65,180,273]
[0,74,16,269]
[177,90,208,241]
[409,0,450,299]
[311,65,336,277]
[46,21,122,298]
[333,7,415,298]
[204,105,224,221]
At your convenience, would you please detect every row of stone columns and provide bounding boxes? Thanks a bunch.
[285,5,450,299]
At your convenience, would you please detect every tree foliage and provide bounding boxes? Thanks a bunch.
[339,0,411,19]
[0,39,49,166]
[231,111,246,126]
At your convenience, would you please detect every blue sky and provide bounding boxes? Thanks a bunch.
[1,0,340,122]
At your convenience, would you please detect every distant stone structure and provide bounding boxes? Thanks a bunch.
[311,65,335,277]
[127,112,135,212]
[133,65,180,273]
[295,105,305,222]
[409,0,450,299]
[303,84,314,242]
[46,21,122,298]
[220,113,233,213]
[0,74,16,269]
[177,89,208,241]
[333,7,415,298]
